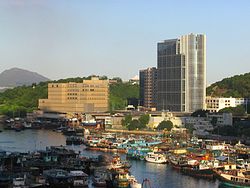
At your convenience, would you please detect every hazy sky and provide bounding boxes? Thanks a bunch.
[0,0,250,85]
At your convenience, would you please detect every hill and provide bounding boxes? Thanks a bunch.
[206,72,250,98]
[0,77,139,117]
[0,68,50,87]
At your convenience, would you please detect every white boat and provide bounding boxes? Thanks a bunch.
[23,122,32,129]
[236,159,250,170]
[215,169,250,187]
[129,175,142,188]
[145,152,167,164]
[13,177,26,188]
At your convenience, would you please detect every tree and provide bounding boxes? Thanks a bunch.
[121,115,132,127]
[111,77,123,83]
[157,120,173,131]
[127,119,141,130]
[138,114,150,128]
[191,109,209,117]
[0,75,140,117]
[185,123,194,134]
[219,105,246,116]
[109,82,139,111]
[206,72,250,98]
[99,75,108,80]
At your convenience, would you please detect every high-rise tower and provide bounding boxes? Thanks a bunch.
[157,33,206,112]
[139,67,157,109]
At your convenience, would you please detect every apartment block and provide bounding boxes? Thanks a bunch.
[139,67,157,109]
[206,96,236,112]
[38,77,109,114]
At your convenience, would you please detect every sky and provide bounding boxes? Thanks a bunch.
[0,0,250,85]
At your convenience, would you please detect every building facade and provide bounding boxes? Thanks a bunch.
[157,33,206,112]
[206,96,250,113]
[139,67,157,109]
[207,113,233,126]
[206,96,236,112]
[38,77,109,114]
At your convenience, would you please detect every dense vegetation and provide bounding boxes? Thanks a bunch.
[213,124,250,138]
[191,109,209,117]
[157,120,173,131]
[218,105,247,116]
[121,114,149,130]
[207,72,250,98]
[0,77,139,117]
[109,82,139,111]
[0,83,48,117]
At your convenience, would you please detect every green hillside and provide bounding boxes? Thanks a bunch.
[207,72,250,98]
[0,77,139,117]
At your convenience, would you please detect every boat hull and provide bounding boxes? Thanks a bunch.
[181,167,214,179]
[145,157,167,164]
[215,171,250,187]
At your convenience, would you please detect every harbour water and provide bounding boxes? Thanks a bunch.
[0,129,221,188]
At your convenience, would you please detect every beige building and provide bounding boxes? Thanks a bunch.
[39,77,109,114]
[148,111,184,129]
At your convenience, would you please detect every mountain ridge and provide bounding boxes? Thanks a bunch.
[0,67,50,87]
[206,72,250,98]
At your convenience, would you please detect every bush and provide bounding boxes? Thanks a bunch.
[157,120,173,131]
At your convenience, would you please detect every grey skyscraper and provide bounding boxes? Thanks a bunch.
[157,33,206,112]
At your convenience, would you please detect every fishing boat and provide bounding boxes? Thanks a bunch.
[43,169,73,188]
[126,147,152,161]
[92,169,107,187]
[69,170,88,187]
[215,169,250,187]
[117,138,162,149]
[62,127,77,136]
[66,136,83,145]
[168,155,188,170]
[111,168,130,188]
[108,155,131,170]
[13,177,26,188]
[23,122,32,129]
[145,152,167,164]
[128,175,142,188]
[181,164,215,179]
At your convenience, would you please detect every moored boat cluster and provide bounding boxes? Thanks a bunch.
[79,130,250,187]
[0,146,142,188]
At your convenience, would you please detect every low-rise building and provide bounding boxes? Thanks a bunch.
[207,113,233,126]
[184,117,214,136]
[235,98,250,106]
[206,96,236,112]
[206,96,250,113]
[148,111,184,129]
